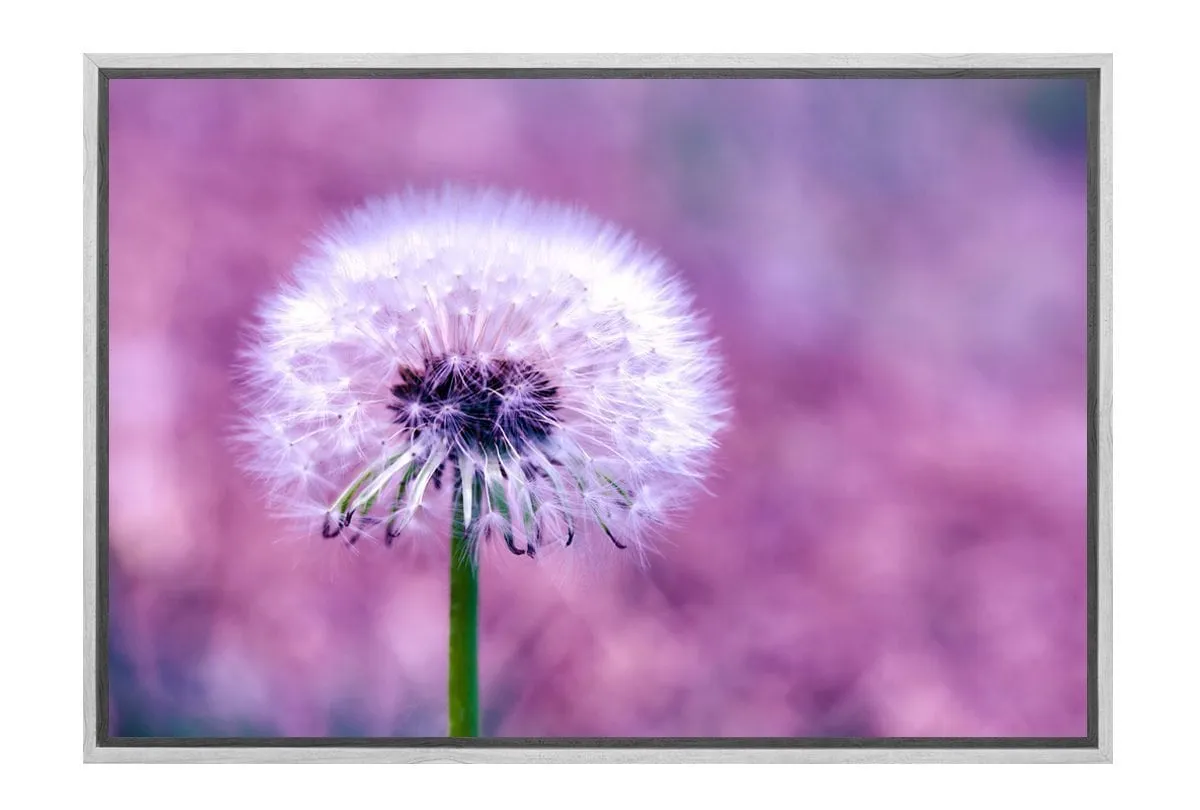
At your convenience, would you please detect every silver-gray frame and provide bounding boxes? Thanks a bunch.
[83,53,1112,763]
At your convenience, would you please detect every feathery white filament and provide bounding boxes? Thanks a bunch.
[237,187,726,559]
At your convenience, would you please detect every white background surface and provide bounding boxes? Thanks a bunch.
[0,0,1192,804]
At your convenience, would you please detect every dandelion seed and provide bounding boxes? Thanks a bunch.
[235,186,728,736]
[236,187,727,559]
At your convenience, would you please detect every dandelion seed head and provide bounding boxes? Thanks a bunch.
[236,187,727,558]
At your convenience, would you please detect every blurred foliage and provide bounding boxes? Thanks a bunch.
[1020,80,1088,159]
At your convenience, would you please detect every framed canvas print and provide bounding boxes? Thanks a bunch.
[83,54,1112,763]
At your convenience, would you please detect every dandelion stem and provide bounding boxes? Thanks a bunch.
[448,474,480,737]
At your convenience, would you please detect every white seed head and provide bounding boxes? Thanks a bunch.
[236,187,727,559]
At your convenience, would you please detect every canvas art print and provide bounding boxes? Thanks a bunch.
[100,72,1094,746]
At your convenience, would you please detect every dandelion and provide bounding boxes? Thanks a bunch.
[237,187,726,735]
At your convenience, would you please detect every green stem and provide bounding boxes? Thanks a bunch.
[448,476,479,737]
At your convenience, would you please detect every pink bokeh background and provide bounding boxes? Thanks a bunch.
[107,78,1088,738]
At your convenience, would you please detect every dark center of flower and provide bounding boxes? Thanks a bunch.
[389,354,559,454]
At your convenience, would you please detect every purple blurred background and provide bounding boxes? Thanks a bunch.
[107,78,1088,738]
